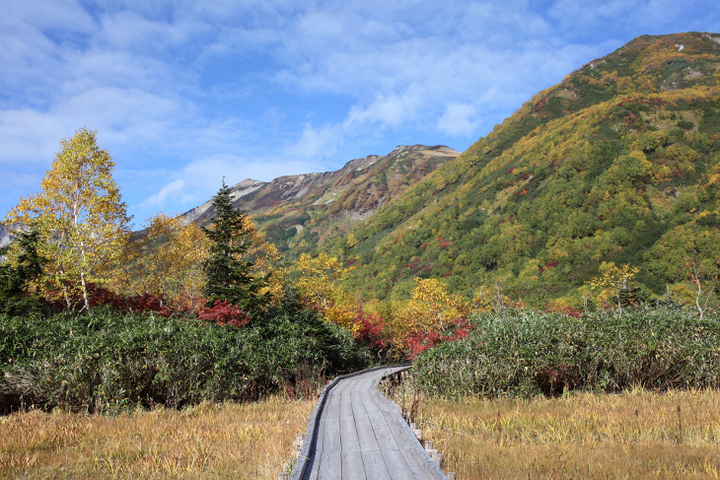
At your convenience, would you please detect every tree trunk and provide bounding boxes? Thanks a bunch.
[80,270,90,314]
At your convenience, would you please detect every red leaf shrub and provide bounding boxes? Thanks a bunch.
[404,317,474,360]
[352,308,388,352]
[197,300,249,328]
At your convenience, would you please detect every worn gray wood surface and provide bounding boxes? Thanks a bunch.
[298,366,447,480]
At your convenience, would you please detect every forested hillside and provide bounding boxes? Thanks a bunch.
[306,32,720,307]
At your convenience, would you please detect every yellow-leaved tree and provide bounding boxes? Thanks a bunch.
[110,213,209,310]
[588,262,640,316]
[394,277,467,332]
[5,127,131,312]
[110,212,280,312]
[291,253,356,327]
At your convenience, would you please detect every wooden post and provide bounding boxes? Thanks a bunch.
[431,452,443,468]
[278,473,289,480]
[293,433,304,454]
[425,440,433,451]
[448,473,457,480]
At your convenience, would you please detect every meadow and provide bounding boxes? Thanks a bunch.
[5,387,719,479]
[417,389,720,479]
[0,398,314,479]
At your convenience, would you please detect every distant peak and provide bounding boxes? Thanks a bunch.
[231,178,265,189]
[388,144,458,156]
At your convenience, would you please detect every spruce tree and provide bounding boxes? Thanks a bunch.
[202,179,268,313]
[0,227,49,316]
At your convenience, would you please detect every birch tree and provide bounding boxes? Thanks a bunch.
[5,127,131,312]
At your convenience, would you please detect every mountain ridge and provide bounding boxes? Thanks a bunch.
[182,144,459,253]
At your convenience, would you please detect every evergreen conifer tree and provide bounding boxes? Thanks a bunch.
[202,179,268,313]
[0,227,49,316]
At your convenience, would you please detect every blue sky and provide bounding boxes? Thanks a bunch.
[1,0,719,226]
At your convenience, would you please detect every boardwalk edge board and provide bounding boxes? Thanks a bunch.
[375,379,448,479]
[289,364,409,480]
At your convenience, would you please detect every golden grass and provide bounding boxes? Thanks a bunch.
[0,397,315,479]
[416,388,720,479]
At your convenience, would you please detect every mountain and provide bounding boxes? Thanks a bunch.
[307,32,720,305]
[0,225,10,250]
[182,145,458,253]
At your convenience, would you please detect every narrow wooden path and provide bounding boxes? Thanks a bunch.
[290,366,447,480]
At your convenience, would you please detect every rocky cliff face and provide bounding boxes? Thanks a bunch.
[182,144,458,253]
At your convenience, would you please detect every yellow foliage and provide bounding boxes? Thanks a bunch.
[110,213,209,310]
[291,253,356,327]
[588,262,640,314]
[409,277,467,331]
[241,217,285,305]
[469,282,512,313]
[4,127,131,312]
[667,283,695,306]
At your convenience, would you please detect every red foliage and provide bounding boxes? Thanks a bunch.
[197,300,249,328]
[53,283,252,328]
[352,307,389,352]
[505,166,515,175]
[404,318,474,360]
[540,261,559,273]
[46,283,177,317]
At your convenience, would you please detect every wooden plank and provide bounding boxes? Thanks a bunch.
[294,365,446,480]
[339,388,354,418]
[361,449,393,480]
[380,448,418,480]
[340,415,361,452]
[323,390,341,419]
[367,412,399,449]
[373,397,438,480]
[354,413,380,452]
[317,450,342,480]
[323,416,341,453]
[350,384,368,415]
[360,384,383,415]
[341,450,367,480]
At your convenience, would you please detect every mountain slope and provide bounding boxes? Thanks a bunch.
[183,145,458,253]
[315,32,720,304]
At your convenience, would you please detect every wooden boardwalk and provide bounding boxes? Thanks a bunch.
[290,366,447,480]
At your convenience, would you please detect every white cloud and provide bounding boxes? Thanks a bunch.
[143,179,186,208]
[345,87,423,129]
[436,103,479,137]
[139,152,322,214]
[285,123,339,158]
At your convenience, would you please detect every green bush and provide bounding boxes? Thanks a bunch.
[0,300,370,412]
[413,307,720,399]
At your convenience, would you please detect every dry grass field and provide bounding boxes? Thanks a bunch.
[3,384,720,480]
[416,388,720,479]
[0,398,314,479]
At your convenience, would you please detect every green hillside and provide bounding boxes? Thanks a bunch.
[312,32,720,305]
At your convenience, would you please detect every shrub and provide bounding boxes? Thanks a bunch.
[413,307,720,399]
[0,300,370,412]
